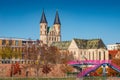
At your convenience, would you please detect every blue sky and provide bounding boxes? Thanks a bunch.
[0,0,120,45]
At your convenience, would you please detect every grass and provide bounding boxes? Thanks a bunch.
[0,77,120,80]
[0,77,76,80]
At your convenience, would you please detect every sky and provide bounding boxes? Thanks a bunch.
[0,0,120,45]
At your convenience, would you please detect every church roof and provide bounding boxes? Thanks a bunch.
[40,11,47,23]
[54,11,61,25]
[51,41,71,50]
[73,38,106,49]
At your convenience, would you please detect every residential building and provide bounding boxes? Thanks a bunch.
[107,43,120,50]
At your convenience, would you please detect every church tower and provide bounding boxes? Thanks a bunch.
[53,11,61,42]
[40,10,61,45]
[40,11,48,44]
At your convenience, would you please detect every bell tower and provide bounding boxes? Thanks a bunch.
[40,10,48,44]
[53,11,61,42]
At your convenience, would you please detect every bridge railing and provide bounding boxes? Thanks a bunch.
[68,60,111,65]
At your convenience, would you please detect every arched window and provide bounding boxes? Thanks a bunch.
[99,51,101,60]
[40,31,42,35]
[56,37,58,41]
[84,51,86,55]
[93,51,94,60]
[45,25,47,29]
[89,52,91,60]
[54,37,56,41]
[74,51,76,55]
[45,31,46,35]
[103,51,106,60]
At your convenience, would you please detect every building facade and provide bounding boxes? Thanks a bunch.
[0,37,38,56]
[0,37,24,52]
[52,38,109,61]
[107,43,120,50]
[40,11,61,45]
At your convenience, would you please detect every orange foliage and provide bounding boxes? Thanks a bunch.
[107,67,118,76]
[10,62,21,76]
[91,67,102,76]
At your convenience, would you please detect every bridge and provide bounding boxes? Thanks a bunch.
[68,60,120,78]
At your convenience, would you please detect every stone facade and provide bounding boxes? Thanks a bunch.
[52,38,109,61]
[68,39,109,60]
[40,11,61,45]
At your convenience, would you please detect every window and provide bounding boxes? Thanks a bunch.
[15,40,19,46]
[54,37,56,41]
[45,31,46,35]
[99,51,101,60]
[74,51,76,55]
[9,40,12,45]
[103,51,105,60]
[93,51,94,60]
[2,40,6,45]
[84,51,86,55]
[41,31,42,34]
[49,37,51,41]
[45,25,47,29]
[89,52,91,60]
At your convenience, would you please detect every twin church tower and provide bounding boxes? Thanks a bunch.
[40,11,61,45]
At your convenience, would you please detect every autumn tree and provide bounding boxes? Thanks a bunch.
[42,64,51,76]
[23,40,74,77]
[10,62,21,77]
[22,39,43,77]
[93,67,102,76]
[40,46,62,64]
[0,45,22,59]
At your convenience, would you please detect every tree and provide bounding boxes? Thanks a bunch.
[42,64,51,76]
[93,67,102,76]
[107,67,118,76]
[10,62,21,77]
[23,40,74,77]
[41,46,62,64]
[60,64,74,76]
[0,45,22,59]
[22,40,43,77]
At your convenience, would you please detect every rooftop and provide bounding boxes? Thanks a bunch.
[73,38,106,49]
[51,41,71,50]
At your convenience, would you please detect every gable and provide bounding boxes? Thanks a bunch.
[68,39,79,49]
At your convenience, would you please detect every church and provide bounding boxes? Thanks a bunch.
[39,11,109,61]
[0,10,109,61]
[40,11,61,45]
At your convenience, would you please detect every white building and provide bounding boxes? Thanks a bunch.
[52,38,109,61]
[107,43,120,50]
